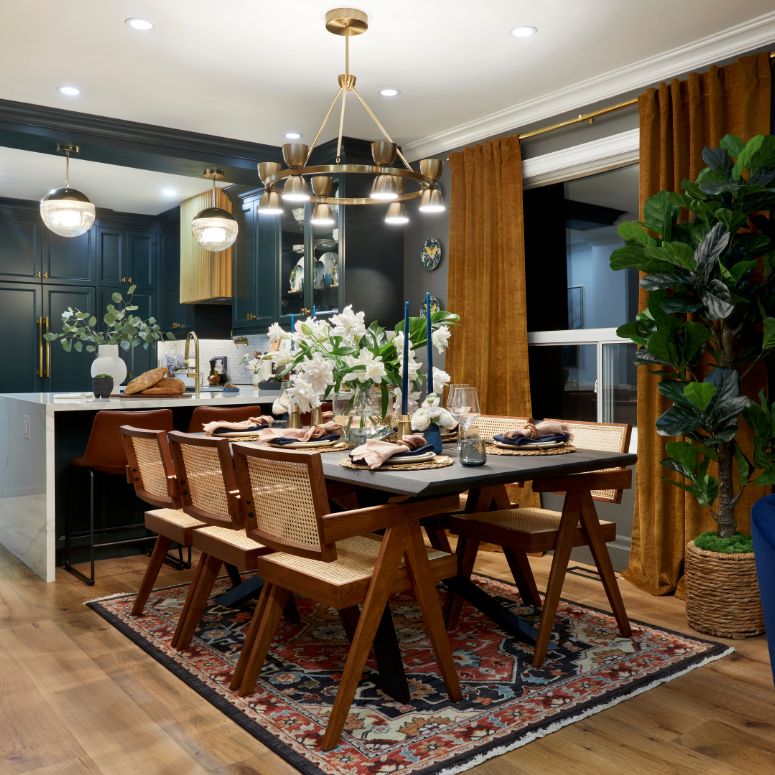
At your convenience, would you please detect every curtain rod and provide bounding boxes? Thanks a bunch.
[518,51,775,142]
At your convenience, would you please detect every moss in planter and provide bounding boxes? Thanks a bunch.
[694,531,753,554]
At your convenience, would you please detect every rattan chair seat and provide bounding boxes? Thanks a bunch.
[146,508,204,529]
[194,524,265,551]
[259,534,449,586]
[463,506,615,533]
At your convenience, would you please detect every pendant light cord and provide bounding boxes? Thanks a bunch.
[64,149,70,188]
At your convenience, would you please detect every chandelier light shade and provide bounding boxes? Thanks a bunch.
[256,8,445,226]
[39,144,96,238]
[191,168,238,252]
[310,203,336,226]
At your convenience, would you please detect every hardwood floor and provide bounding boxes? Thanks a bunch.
[0,545,772,774]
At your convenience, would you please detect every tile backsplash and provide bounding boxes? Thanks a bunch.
[157,335,269,385]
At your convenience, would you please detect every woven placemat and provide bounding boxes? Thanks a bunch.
[339,454,455,471]
[485,443,577,456]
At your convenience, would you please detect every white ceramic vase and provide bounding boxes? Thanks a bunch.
[90,344,128,386]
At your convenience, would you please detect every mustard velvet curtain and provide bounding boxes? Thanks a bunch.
[446,136,532,418]
[624,53,772,595]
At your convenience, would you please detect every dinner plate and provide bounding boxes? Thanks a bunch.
[493,440,567,450]
[269,438,340,449]
[382,451,437,465]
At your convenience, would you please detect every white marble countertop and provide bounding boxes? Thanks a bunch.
[0,389,281,413]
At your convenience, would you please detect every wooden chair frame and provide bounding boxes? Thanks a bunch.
[230,442,462,751]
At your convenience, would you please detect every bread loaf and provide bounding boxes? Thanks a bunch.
[141,377,186,396]
[124,367,167,395]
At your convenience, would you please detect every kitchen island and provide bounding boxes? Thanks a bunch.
[0,389,280,581]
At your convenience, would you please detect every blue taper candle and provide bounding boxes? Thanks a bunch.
[290,313,295,351]
[312,305,317,316]
[425,291,433,395]
[401,300,410,415]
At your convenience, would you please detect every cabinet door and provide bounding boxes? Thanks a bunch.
[310,204,341,318]
[232,199,258,330]
[45,229,94,284]
[96,227,126,284]
[0,214,41,283]
[279,206,307,321]
[100,287,158,379]
[44,285,97,392]
[0,282,43,393]
[255,205,279,327]
[127,231,157,289]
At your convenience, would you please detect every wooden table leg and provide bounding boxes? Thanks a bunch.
[578,490,631,637]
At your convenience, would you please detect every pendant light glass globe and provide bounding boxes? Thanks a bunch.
[384,202,409,225]
[191,207,239,251]
[418,187,446,213]
[40,187,96,238]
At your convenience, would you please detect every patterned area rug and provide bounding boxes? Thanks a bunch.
[88,575,732,774]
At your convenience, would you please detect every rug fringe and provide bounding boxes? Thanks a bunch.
[435,645,735,775]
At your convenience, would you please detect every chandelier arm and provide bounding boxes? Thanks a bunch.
[304,87,344,166]
[336,89,348,163]
[351,86,414,172]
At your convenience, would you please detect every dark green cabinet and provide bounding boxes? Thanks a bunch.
[44,230,94,284]
[96,219,157,289]
[0,210,42,282]
[158,214,193,335]
[0,282,96,393]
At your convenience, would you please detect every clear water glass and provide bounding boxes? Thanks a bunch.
[460,432,487,467]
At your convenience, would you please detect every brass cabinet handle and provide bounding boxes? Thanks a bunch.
[44,317,51,378]
[171,322,182,329]
[36,317,44,378]
[35,271,41,279]
[43,272,48,279]
[245,313,257,321]
[127,276,133,284]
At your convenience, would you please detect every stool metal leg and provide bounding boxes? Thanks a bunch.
[64,468,97,586]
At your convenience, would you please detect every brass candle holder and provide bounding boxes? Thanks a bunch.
[289,405,302,429]
[398,414,412,439]
[311,406,323,425]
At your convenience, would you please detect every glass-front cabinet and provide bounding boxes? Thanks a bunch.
[279,203,342,321]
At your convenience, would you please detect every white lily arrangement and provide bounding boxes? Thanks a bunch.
[263,304,459,414]
[410,392,458,432]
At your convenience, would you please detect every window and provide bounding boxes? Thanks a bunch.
[524,164,638,425]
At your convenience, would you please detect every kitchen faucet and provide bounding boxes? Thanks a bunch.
[180,330,200,396]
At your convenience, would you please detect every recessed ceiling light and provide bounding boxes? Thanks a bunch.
[379,88,400,97]
[125,18,154,31]
[510,25,537,38]
[57,85,80,97]
[162,188,177,198]
[284,131,303,140]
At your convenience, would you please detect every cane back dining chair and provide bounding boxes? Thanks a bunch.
[447,418,633,667]
[166,431,273,650]
[230,443,461,750]
[65,409,174,585]
[120,425,203,615]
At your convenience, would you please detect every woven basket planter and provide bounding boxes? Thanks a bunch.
[685,540,764,639]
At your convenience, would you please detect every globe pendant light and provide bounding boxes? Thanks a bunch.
[191,168,239,252]
[40,144,96,238]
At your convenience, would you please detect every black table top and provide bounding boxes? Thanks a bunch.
[320,447,637,498]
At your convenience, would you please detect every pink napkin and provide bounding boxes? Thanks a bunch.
[203,416,274,435]
[350,434,428,470]
[502,421,572,441]
[255,421,342,443]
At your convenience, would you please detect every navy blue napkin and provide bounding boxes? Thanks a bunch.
[269,433,341,446]
[212,424,268,435]
[493,433,569,447]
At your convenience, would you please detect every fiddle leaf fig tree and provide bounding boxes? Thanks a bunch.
[611,134,775,539]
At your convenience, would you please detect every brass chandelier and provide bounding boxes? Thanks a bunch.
[257,7,445,226]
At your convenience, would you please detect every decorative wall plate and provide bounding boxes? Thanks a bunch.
[420,295,442,316]
[420,237,442,271]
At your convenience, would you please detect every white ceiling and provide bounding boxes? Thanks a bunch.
[0,146,224,215]
[0,2,772,212]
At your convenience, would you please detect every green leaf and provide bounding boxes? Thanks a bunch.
[732,134,764,179]
[684,382,717,412]
[127,284,137,295]
[88,316,97,326]
[719,134,744,158]
[643,190,680,239]
[73,341,83,352]
[617,221,654,246]
[762,317,775,353]
[111,292,122,304]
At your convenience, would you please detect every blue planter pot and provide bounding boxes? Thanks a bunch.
[752,493,775,686]
[425,422,443,454]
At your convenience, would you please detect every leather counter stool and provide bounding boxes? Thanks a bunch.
[64,409,174,585]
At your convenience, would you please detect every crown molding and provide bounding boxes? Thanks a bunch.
[404,11,775,161]
[522,129,639,188]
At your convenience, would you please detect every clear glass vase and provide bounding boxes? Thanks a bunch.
[335,387,393,447]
